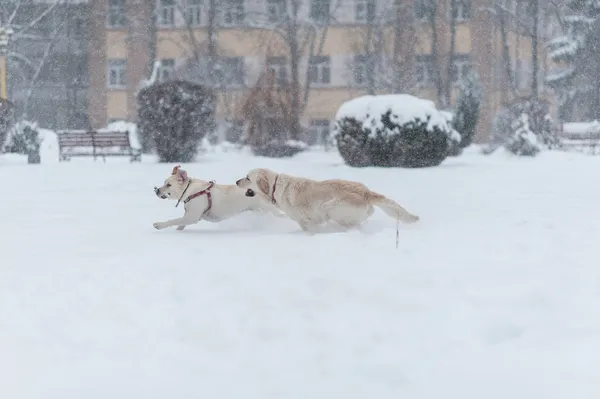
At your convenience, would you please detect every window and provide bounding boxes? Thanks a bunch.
[223,0,244,25]
[107,0,126,28]
[185,0,202,26]
[310,0,329,22]
[353,54,368,86]
[267,56,288,86]
[415,54,434,84]
[225,119,244,142]
[355,0,375,23]
[308,120,330,146]
[414,0,430,20]
[450,53,470,83]
[214,56,244,87]
[308,55,331,85]
[158,59,175,81]
[107,59,127,88]
[158,0,175,27]
[267,0,287,22]
[452,0,471,21]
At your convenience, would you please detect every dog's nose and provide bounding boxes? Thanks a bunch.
[235,179,241,186]
[154,187,160,195]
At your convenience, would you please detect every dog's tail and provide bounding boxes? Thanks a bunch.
[367,191,420,224]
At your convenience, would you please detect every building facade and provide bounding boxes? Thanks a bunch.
[89,0,556,144]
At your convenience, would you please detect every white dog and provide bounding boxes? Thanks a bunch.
[236,168,419,233]
[153,165,284,231]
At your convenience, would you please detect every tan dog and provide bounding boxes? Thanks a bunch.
[153,165,284,231]
[235,168,419,233]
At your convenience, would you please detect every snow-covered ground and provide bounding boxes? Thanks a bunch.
[1,146,599,399]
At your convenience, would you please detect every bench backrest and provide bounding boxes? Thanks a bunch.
[562,132,600,141]
[57,131,131,148]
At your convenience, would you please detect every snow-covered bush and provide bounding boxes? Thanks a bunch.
[441,110,463,157]
[505,113,540,156]
[137,80,215,163]
[453,69,483,151]
[333,94,453,168]
[0,99,14,152]
[488,97,559,154]
[5,121,42,163]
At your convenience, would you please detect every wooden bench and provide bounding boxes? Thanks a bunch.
[57,130,142,162]
[561,122,600,155]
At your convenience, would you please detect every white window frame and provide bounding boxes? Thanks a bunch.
[158,0,175,27]
[354,0,375,23]
[107,59,127,89]
[310,0,330,23]
[450,53,470,84]
[214,56,245,87]
[222,0,245,26]
[353,54,368,86]
[267,0,287,23]
[267,56,288,87]
[451,0,471,21]
[414,0,430,21]
[158,58,175,81]
[185,0,202,26]
[107,0,126,28]
[308,55,331,86]
[415,54,434,85]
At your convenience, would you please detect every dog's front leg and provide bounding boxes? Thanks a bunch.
[153,211,198,230]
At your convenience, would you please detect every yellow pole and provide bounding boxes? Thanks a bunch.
[0,54,5,100]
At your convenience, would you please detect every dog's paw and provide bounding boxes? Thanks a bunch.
[153,222,167,230]
[176,225,186,231]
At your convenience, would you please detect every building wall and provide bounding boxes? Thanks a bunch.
[89,0,555,144]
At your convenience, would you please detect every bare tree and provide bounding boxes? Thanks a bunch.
[486,0,557,100]
[246,0,341,141]
[445,0,457,106]
[346,0,417,95]
[2,0,90,128]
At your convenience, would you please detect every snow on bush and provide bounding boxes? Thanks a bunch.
[2,120,58,164]
[487,97,558,155]
[137,80,215,163]
[0,99,14,151]
[505,113,540,156]
[333,94,454,167]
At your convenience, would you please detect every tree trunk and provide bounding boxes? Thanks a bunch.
[392,0,403,93]
[499,12,517,97]
[146,0,157,79]
[531,0,539,99]
[445,0,457,107]
[288,0,301,141]
[429,2,444,107]
[365,14,376,94]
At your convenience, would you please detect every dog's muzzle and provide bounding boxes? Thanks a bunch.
[154,186,167,199]
[245,189,255,197]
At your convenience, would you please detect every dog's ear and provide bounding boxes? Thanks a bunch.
[176,168,188,182]
[256,173,269,196]
[171,165,181,175]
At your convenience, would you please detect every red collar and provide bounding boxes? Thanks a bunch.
[183,180,215,215]
[270,175,279,204]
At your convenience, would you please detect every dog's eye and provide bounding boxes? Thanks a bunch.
[166,184,171,188]
[245,176,249,180]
